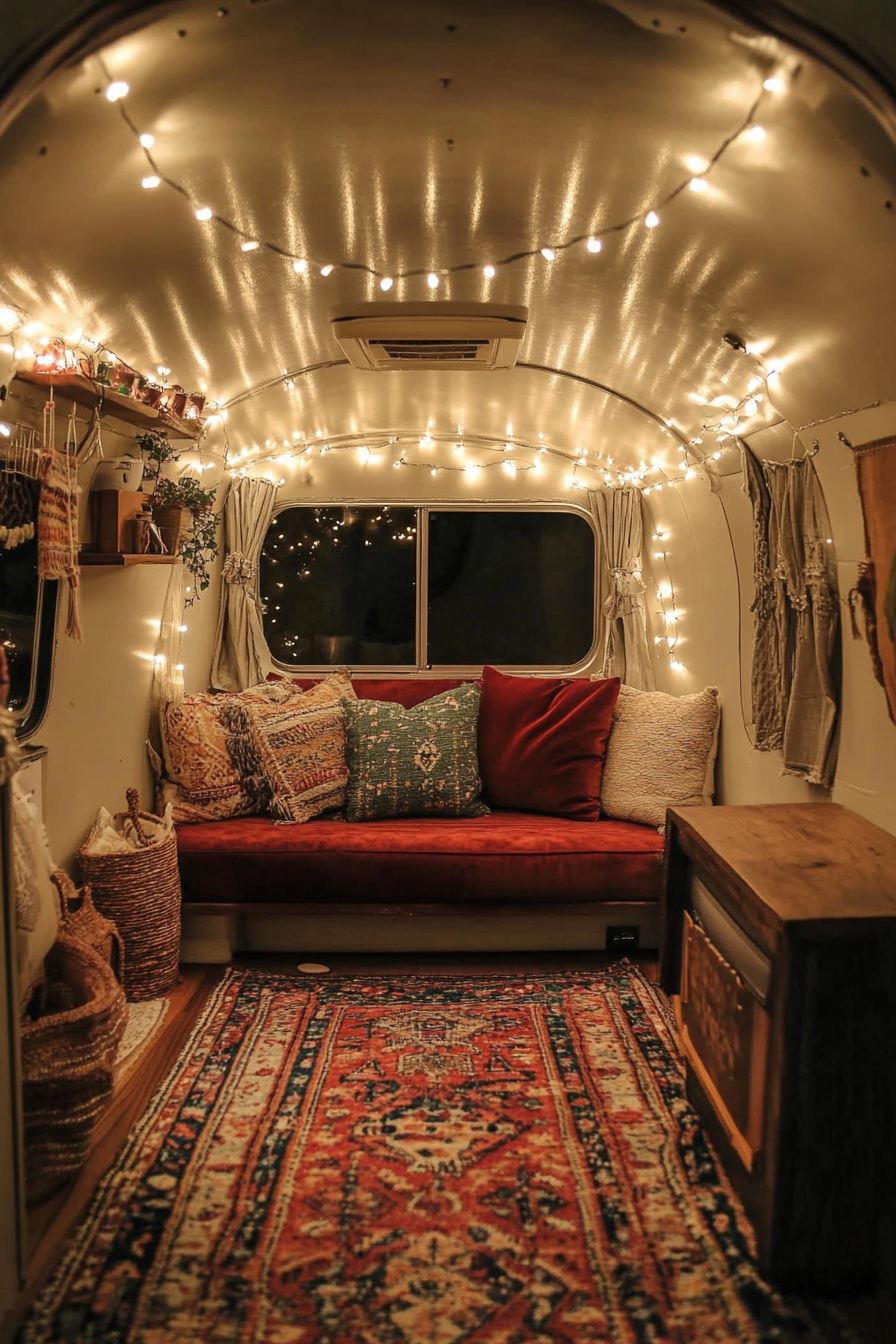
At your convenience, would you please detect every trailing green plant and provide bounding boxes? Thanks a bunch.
[135,430,220,597]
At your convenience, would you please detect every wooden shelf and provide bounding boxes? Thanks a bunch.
[14,371,204,441]
[79,553,182,566]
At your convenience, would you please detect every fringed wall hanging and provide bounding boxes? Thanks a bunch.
[38,398,83,641]
[846,435,896,726]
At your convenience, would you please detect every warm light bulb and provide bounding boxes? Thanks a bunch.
[763,77,784,93]
[106,81,129,102]
[0,307,17,331]
[241,240,260,252]
[178,624,188,633]
[464,463,479,480]
[427,272,440,288]
[483,265,495,278]
[540,247,555,261]
[195,207,213,221]
[430,467,438,477]
[670,660,685,671]
[689,178,708,192]
[320,264,335,276]
[293,259,307,274]
[380,277,394,291]
[685,468,696,480]
[746,125,767,142]
[712,450,722,460]
[141,175,161,189]
[745,398,758,415]
[503,461,517,476]
[645,211,660,228]
[586,237,602,253]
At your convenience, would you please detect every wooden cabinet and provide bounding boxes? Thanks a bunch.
[661,803,896,1293]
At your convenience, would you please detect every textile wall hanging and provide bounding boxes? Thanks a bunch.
[847,435,896,726]
[588,488,655,690]
[741,444,841,786]
[210,476,278,691]
[37,403,83,641]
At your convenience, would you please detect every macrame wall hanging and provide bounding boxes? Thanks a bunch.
[37,398,84,641]
[0,423,40,551]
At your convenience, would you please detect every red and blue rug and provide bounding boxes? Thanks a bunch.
[21,965,857,1342]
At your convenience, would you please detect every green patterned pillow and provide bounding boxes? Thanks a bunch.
[344,685,489,822]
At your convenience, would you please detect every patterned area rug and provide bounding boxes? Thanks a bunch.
[20,966,859,1343]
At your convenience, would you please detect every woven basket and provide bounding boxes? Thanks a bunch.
[53,870,124,984]
[78,788,181,1002]
[21,932,127,1202]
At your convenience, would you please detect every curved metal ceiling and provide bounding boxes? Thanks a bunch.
[0,0,895,483]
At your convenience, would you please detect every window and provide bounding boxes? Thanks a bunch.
[0,531,57,735]
[260,505,595,670]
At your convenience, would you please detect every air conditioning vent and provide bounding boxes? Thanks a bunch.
[331,303,528,371]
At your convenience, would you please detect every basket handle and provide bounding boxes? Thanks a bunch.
[50,869,80,916]
[125,787,153,848]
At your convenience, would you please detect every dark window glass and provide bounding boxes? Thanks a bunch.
[0,530,39,712]
[427,510,594,666]
[260,506,417,666]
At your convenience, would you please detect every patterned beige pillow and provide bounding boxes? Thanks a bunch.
[239,672,358,823]
[159,681,306,823]
[600,685,720,830]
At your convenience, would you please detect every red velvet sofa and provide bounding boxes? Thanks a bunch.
[176,678,665,950]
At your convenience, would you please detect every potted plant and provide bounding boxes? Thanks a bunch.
[135,429,219,596]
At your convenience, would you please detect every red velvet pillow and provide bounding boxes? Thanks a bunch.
[477,666,621,821]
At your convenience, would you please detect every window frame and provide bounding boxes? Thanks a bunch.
[13,578,58,739]
[265,500,599,677]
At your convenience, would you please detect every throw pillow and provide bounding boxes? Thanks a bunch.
[159,680,318,824]
[239,672,358,823]
[476,666,621,821]
[600,684,721,830]
[344,683,489,821]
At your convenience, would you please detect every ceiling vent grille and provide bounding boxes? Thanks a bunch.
[331,303,528,371]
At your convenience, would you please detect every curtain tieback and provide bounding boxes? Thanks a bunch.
[604,567,646,619]
[222,551,257,586]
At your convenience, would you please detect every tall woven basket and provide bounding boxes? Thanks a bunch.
[21,932,127,1202]
[78,788,181,1002]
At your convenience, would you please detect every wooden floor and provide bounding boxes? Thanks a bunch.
[4,951,894,1344]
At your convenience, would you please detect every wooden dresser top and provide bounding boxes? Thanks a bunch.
[668,803,896,930]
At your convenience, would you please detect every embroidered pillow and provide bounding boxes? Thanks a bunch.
[600,684,721,830]
[477,666,621,820]
[239,673,358,823]
[159,680,317,823]
[344,684,488,822]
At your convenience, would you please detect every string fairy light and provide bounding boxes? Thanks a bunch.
[648,528,686,672]
[101,64,789,288]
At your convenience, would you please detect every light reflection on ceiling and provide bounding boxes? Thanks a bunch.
[0,0,894,483]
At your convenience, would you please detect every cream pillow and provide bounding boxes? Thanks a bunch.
[600,685,720,830]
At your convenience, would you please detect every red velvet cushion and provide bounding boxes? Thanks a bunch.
[477,667,621,821]
[269,676,471,709]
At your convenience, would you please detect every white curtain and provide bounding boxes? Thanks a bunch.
[150,561,187,724]
[210,477,278,691]
[588,488,655,689]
